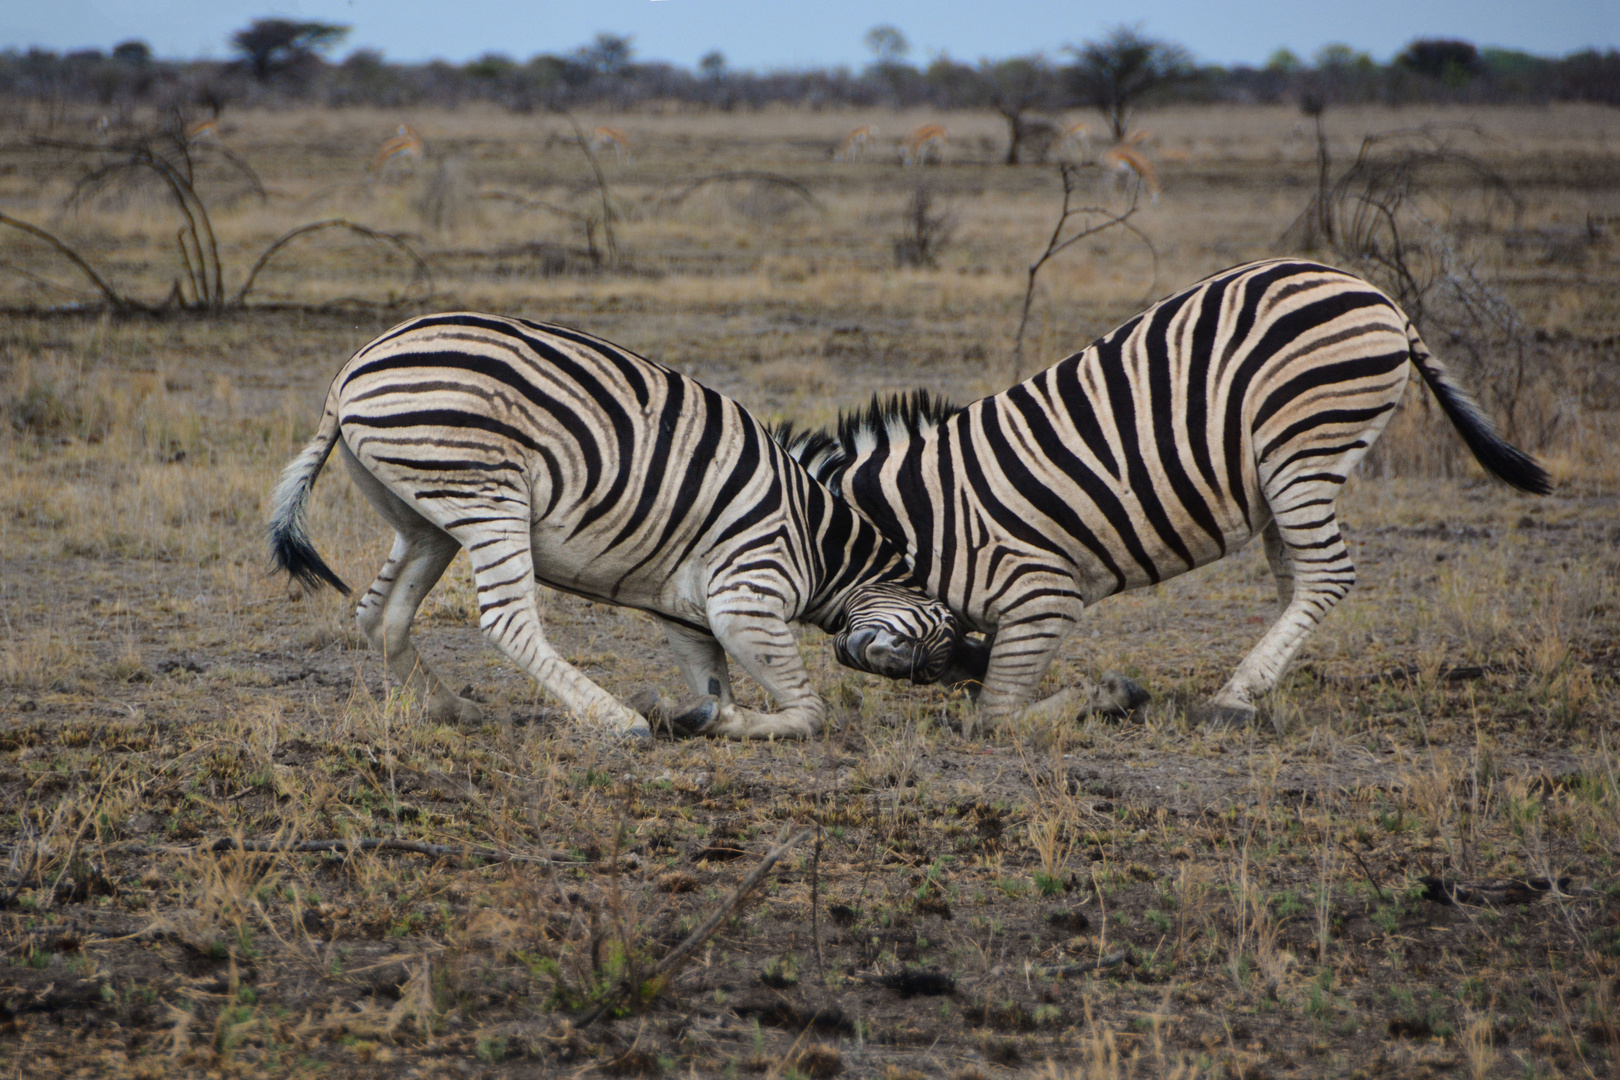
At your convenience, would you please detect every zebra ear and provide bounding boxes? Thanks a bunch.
[939,633,991,688]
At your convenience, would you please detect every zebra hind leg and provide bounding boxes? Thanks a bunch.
[355,529,482,724]
[1205,490,1355,728]
[342,446,482,723]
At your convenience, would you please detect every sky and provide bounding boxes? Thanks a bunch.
[5,0,1617,70]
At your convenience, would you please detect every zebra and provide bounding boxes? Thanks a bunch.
[267,312,964,741]
[781,259,1551,729]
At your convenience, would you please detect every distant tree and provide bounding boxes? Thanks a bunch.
[1397,38,1481,84]
[230,18,349,83]
[981,56,1061,165]
[865,25,910,64]
[699,50,727,79]
[111,40,151,66]
[1314,44,1366,70]
[1554,48,1620,104]
[1265,48,1302,73]
[579,33,633,76]
[923,54,981,108]
[465,53,516,81]
[1066,26,1192,140]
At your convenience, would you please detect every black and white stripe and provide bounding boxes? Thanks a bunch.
[783,259,1550,727]
[268,312,960,740]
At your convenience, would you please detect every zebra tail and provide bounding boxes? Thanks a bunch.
[266,402,352,595]
[1405,323,1553,496]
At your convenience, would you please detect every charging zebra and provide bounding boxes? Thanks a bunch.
[268,313,962,740]
[782,259,1551,729]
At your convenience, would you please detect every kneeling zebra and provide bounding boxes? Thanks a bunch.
[782,259,1551,729]
[268,313,961,740]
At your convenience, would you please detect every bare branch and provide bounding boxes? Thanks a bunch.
[232,219,432,306]
[550,106,619,263]
[1013,162,1158,360]
[0,210,145,311]
[577,825,814,1026]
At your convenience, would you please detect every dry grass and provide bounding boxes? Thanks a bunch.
[1,100,1617,1078]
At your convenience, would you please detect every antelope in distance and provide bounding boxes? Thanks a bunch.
[371,124,424,174]
[834,125,878,162]
[900,125,948,167]
[588,126,632,163]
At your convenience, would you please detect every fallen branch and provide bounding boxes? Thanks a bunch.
[0,211,147,312]
[93,836,574,865]
[232,219,432,306]
[1421,875,1570,906]
[1342,841,1389,904]
[477,189,590,223]
[578,825,815,1027]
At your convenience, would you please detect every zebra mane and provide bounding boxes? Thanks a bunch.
[773,390,961,488]
[837,390,962,453]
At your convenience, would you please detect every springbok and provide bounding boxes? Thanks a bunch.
[588,126,632,163]
[371,124,425,173]
[834,125,878,162]
[900,125,947,167]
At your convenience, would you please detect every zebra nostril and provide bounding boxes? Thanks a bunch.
[842,627,878,659]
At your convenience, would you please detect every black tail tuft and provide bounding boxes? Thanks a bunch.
[271,528,351,595]
[266,406,351,594]
[1407,325,1552,496]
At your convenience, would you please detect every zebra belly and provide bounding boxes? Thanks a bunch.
[526,522,712,628]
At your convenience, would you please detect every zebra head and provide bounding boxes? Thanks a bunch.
[834,583,960,685]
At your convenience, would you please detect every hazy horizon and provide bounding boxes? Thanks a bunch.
[6,0,1617,72]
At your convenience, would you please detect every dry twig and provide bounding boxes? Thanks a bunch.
[577,825,815,1026]
[1014,161,1158,361]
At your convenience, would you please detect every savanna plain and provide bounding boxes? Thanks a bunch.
[1,102,1618,1079]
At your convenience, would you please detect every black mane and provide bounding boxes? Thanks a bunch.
[836,390,962,450]
[773,390,962,487]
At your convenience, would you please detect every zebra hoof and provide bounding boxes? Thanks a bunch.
[1195,699,1258,730]
[429,695,484,725]
[1099,672,1150,715]
[668,695,721,737]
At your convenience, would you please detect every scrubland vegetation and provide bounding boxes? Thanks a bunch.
[0,99,1617,1078]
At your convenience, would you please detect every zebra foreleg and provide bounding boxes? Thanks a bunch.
[1205,496,1354,728]
[633,620,734,737]
[975,592,1146,734]
[697,609,825,741]
[460,527,650,738]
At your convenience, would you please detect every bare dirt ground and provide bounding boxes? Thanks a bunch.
[1,103,1618,1078]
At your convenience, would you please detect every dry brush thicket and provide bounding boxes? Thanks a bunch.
[1,102,1617,1079]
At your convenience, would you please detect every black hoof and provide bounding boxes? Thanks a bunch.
[669,695,721,737]
[1100,672,1150,715]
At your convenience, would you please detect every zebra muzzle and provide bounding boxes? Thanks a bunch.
[835,627,952,685]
